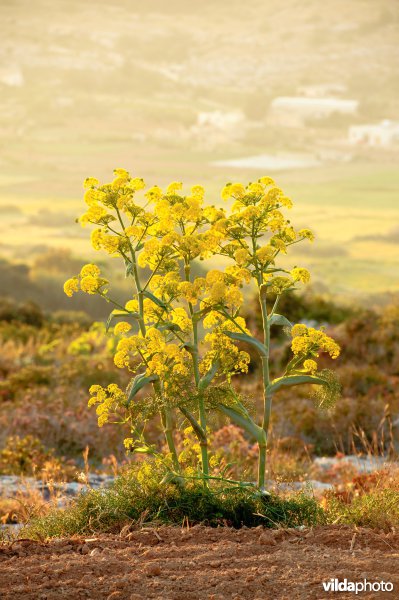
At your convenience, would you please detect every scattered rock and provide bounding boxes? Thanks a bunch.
[81,544,90,554]
[313,455,392,474]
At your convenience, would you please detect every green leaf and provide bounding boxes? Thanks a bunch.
[223,331,267,357]
[132,447,153,454]
[267,374,327,395]
[159,322,183,333]
[192,306,212,321]
[268,314,293,328]
[217,403,266,445]
[127,373,158,404]
[105,310,141,332]
[142,290,167,309]
[179,407,206,442]
[124,259,135,277]
[198,361,219,391]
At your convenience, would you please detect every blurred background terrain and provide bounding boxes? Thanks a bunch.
[1,1,399,523]
[0,0,398,307]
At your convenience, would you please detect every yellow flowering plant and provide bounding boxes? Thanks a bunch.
[64,169,340,491]
[204,178,341,490]
[64,170,245,484]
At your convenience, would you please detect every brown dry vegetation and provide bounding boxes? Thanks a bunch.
[1,293,399,474]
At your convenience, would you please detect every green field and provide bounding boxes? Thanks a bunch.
[1,160,397,299]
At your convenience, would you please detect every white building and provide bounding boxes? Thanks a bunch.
[348,120,399,147]
[270,97,359,126]
[190,110,246,146]
[195,110,245,130]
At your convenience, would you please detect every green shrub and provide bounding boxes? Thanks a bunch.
[325,488,399,531]
[24,463,324,538]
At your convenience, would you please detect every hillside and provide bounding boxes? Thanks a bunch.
[0,0,398,299]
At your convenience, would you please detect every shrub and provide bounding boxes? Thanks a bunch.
[23,463,324,538]
[0,435,73,478]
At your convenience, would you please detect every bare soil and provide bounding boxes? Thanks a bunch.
[1,526,398,599]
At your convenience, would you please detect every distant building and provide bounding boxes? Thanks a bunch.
[190,110,245,146]
[348,120,399,147]
[297,84,347,98]
[195,110,245,130]
[269,96,359,126]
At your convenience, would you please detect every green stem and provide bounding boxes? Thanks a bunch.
[161,405,180,473]
[257,438,267,490]
[185,263,209,483]
[258,282,272,490]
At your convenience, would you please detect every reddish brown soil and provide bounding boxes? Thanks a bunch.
[1,525,398,599]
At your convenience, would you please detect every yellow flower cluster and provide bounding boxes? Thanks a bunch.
[90,229,120,254]
[210,178,316,289]
[202,325,250,380]
[265,275,293,294]
[290,267,311,284]
[88,383,126,427]
[291,324,340,360]
[148,272,181,300]
[114,321,132,335]
[178,278,206,305]
[200,269,246,313]
[303,359,318,374]
[138,238,177,271]
[113,327,191,395]
[63,264,108,297]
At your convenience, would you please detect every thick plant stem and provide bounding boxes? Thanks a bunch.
[257,439,267,490]
[185,264,209,483]
[161,407,180,473]
[258,292,271,489]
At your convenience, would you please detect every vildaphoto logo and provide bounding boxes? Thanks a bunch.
[322,579,394,594]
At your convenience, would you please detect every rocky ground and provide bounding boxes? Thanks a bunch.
[0,525,398,599]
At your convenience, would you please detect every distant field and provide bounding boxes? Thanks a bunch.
[0,160,398,299]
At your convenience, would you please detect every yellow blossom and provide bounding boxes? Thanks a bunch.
[80,275,102,294]
[79,205,108,226]
[145,186,163,201]
[291,324,308,337]
[80,263,100,278]
[290,325,340,360]
[258,176,275,186]
[63,278,79,297]
[304,359,318,374]
[205,270,225,285]
[127,177,145,191]
[166,181,183,194]
[91,229,102,250]
[299,229,315,242]
[125,299,139,312]
[83,177,99,189]
[191,185,205,200]
[247,182,264,196]
[290,267,311,284]
[256,245,274,264]
[114,322,132,335]
[234,248,251,266]
[114,168,130,179]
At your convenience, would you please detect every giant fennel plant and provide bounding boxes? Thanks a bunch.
[64,169,340,491]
